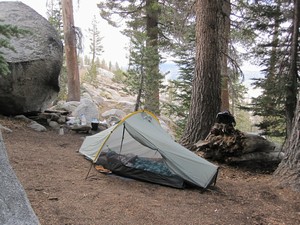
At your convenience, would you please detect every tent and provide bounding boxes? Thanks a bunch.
[79,110,219,189]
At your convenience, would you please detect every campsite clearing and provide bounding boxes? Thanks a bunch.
[2,116,300,225]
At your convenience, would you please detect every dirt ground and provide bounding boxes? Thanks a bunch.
[1,116,300,225]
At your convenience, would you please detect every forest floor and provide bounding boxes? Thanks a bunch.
[1,116,300,225]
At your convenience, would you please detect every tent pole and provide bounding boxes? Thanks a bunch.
[119,123,126,154]
[85,161,93,180]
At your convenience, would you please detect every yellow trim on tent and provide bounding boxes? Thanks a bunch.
[121,109,159,123]
[92,110,159,162]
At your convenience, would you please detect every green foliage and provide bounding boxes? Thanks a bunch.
[97,0,198,114]
[234,107,254,133]
[84,55,91,66]
[97,0,295,141]
[161,26,195,137]
[251,76,286,137]
[122,31,147,102]
[46,0,66,100]
[108,61,112,71]
[81,16,104,86]
[56,66,68,101]
[98,0,169,113]
[100,59,107,69]
[84,63,97,84]
[112,69,126,84]
[88,16,103,64]
[232,0,293,139]
[95,57,101,67]
[46,0,64,40]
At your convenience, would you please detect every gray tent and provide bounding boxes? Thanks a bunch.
[79,110,219,189]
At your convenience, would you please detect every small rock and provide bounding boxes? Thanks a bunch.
[48,121,59,129]
[48,197,58,201]
[27,121,47,132]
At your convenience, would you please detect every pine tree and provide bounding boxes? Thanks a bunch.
[273,0,300,191]
[235,0,294,139]
[123,31,147,110]
[180,0,222,148]
[46,0,64,39]
[162,25,195,137]
[85,15,103,83]
[84,55,90,66]
[98,0,166,114]
[100,59,107,69]
[162,0,246,138]
[89,16,103,65]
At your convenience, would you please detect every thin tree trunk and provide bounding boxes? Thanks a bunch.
[220,0,231,112]
[180,0,222,149]
[135,65,144,111]
[62,0,80,101]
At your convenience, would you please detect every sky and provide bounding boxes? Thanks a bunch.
[6,0,129,67]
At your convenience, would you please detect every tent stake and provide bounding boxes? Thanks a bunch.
[85,162,93,180]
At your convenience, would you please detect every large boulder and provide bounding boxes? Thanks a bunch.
[71,97,100,124]
[0,131,40,224]
[0,2,63,115]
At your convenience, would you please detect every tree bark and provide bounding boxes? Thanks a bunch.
[285,0,299,137]
[274,89,300,191]
[62,0,80,101]
[220,0,231,112]
[144,0,160,115]
[274,0,300,191]
[180,0,222,149]
[135,65,144,111]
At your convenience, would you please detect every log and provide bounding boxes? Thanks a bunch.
[70,124,91,133]
[37,112,61,121]
[194,123,283,166]
[44,109,69,115]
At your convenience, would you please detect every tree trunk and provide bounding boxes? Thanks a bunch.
[62,0,80,102]
[220,0,231,112]
[144,0,160,115]
[274,0,300,191]
[135,65,144,111]
[180,0,222,149]
[285,0,299,137]
[274,89,300,191]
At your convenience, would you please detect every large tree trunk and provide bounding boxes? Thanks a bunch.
[144,0,160,115]
[274,89,300,191]
[274,0,300,191]
[220,0,231,112]
[180,0,222,149]
[62,0,80,101]
[285,0,299,137]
